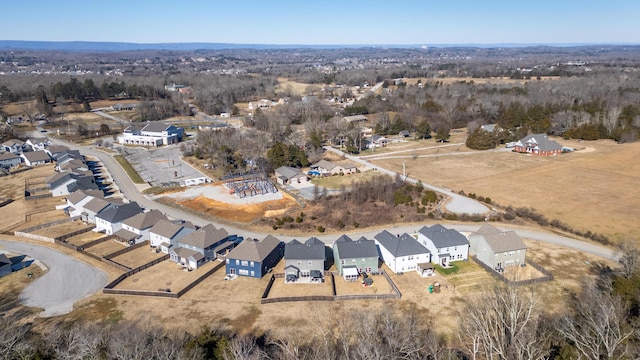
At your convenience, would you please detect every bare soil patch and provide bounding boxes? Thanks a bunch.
[109,246,166,269]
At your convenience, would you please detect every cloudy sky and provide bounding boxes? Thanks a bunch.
[3,0,639,45]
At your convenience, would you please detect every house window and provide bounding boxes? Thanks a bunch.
[341,260,345,265]
[226,259,229,264]
[235,260,239,265]
[297,260,302,265]
[241,260,249,266]
[250,271,255,277]
[250,261,254,267]
[362,258,365,263]
[308,260,312,265]
[239,269,249,276]
[352,259,356,264]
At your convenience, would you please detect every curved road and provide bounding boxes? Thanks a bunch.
[0,240,108,317]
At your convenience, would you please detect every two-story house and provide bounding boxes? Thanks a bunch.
[94,202,143,235]
[225,235,283,278]
[332,235,379,281]
[417,224,470,267]
[284,237,326,282]
[171,224,241,268]
[468,224,527,271]
[117,210,168,244]
[149,219,196,252]
[374,230,431,274]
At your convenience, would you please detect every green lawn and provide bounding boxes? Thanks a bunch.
[113,155,145,184]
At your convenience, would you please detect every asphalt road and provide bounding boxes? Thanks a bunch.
[0,240,108,317]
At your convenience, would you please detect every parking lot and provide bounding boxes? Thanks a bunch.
[121,144,206,187]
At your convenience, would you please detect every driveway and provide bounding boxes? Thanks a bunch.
[0,240,108,317]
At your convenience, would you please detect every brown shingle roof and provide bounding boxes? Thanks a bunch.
[122,209,167,230]
[178,224,228,249]
[150,219,195,239]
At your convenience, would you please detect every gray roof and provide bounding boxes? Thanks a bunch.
[83,198,113,213]
[22,151,51,162]
[172,247,204,261]
[313,159,337,171]
[418,225,470,248]
[334,235,378,259]
[275,166,305,180]
[517,133,562,152]
[374,230,430,257]
[96,202,143,224]
[0,253,11,266]
[150,219,195,239]
[227,235,281,262]
[113,228,139,242]
[47,145,70,154]
[285,237,326,260]
[178,224,229,250]
[2,139,24,147]
[122,209,167,230]
[66,189,103,205]
[343,115,368,122]
[470,225,526,253]
[142,122,174,133]
[0,153,19,161]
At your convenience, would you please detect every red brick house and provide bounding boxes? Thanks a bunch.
[513,134,562,156]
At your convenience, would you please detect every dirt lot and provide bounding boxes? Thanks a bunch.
[372,139,640,243]
[109,246,166,269]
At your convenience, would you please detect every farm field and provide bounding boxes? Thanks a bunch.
[371,138,640,243]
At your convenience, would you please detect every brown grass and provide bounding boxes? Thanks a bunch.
[372,139,640,243]
[84,239,127,257]
[114,259,220,291]
[108,246,166,269]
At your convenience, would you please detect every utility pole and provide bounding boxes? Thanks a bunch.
[402,161,406,181]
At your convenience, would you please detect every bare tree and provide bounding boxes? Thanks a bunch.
[556,279,636,359]
[222,334,264,360]
[459,285,549,360]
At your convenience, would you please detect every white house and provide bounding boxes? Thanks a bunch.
[94,202,143,235]
[417,224,470,267]
[149,219,196,251]
[0,153,21,169]
[374,230,431,274]
[1,139,25,154]
[25,137,51,151]
[119,209,169,244]
[20,151,51,166]
[66,189,104,217]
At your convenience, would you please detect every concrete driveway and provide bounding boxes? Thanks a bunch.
[0,240,108,317]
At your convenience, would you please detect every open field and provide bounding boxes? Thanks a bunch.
[84,239,127,257]
[109,245,166,269]
[371,139,640,243]
[114,259,220,291]
[275,78,313,96]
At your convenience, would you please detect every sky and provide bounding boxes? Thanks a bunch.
[2,0,639,45]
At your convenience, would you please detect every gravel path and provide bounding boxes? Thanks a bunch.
[0,240,108,317]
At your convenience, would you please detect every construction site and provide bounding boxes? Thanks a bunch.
[221,168,278,198]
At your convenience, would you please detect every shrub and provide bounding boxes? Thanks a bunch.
[317,226,325,233]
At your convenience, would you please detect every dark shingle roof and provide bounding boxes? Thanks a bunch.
[142,122,172,133]
[334,235,378,259]
[150,219,196,239]
[285,237,326,260]
[172,247,204,261]
[96,202,143,224]
[374,230,430,257]
[418,225,469,248]
[228,235,281,262]
[517,133,562,152]
[22,151,51,163]
[275,166,305,180]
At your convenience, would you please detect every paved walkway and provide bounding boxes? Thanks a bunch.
[0,240,108,317]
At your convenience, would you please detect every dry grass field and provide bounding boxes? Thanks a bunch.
[83,239,127,257]
[65,231,106,247]
[114,259,220,292]
[275,78,313,96]
[31,220,92,238]
[372,138,640,243]
[108,246,166,269]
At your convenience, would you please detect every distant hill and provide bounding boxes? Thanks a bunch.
[1,40,636,52]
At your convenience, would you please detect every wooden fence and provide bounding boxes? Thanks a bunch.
[260,270,401,304]
[79,235,115,249]
[103,255,170,290]
[13,232,54,243]
[104,240,148,259]
[54,226,96,242]
[0,198,13,208]
[471,256,554,285]
[17,216,80,234]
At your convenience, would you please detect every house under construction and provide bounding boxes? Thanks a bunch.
[222,168,277,198]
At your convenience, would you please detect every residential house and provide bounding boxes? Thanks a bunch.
[25,137,51,151]
[374,230,431,274]
[81,197,121,223]
[513,133,562,156]
[172,224,241,268]
[399,130,411,138]
[417,224,470,267]
[0,254,12,278]
[225,235,284,278]
[480,124,499,133]
[311,160,357,176]
[332,235,379,281]
[284,237,326,281]
[118,209,168,244]
[274,166,308,186]
[0,153,21,169]
[1,139,25,154]
[20,151,51,166]
[468,224,527,271]
[95,202,143,235]
[118,122,184,146]
[343,115,368,123]
[45,145,71,160]
[369,134,389,148]
[170,247,205,270]
[149,219,196,252]
[47,170,98,197]
[66,189,104,217]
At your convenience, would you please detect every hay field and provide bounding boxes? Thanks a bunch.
[372,139,640,242]
[275,78,312,96]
